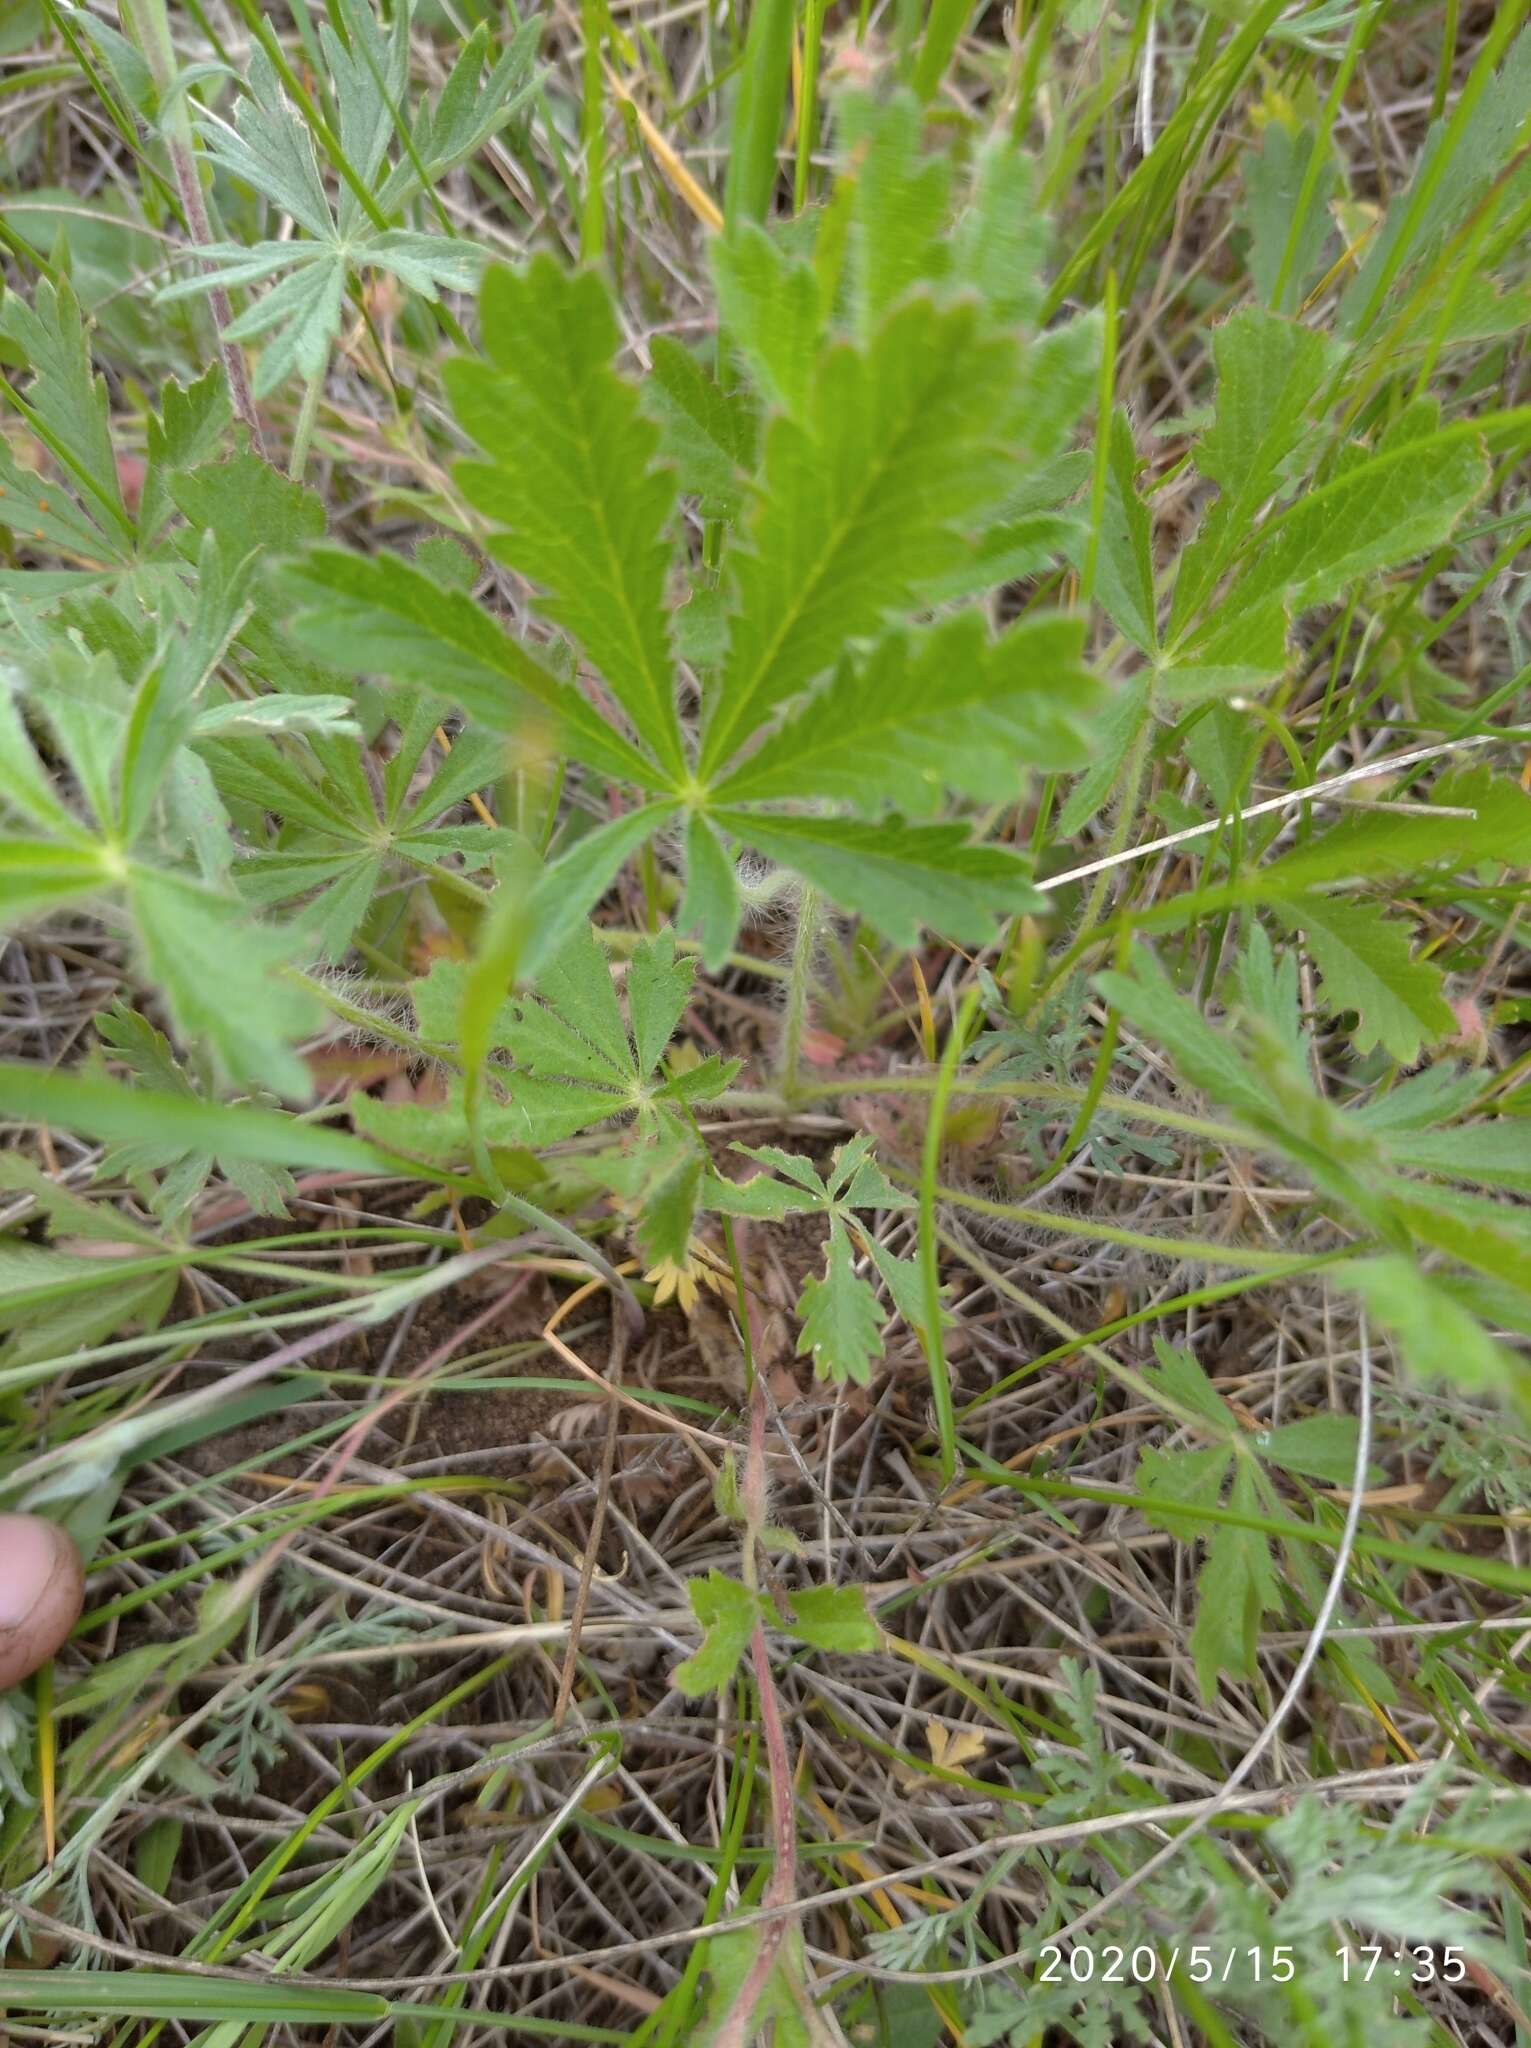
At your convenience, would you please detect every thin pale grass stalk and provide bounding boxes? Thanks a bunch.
[1045,730,1501,893]
[117,0,263,449]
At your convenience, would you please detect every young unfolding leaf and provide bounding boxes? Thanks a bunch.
[708,1136,916,1385]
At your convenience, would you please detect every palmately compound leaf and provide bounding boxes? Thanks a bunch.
[707,1137,918,1383]
[0,628,320,1097]
[159,16,537,400]
[360,921,734,1175]
[448,258,688,780]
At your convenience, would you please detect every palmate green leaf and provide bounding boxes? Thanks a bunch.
[716,810,1041,947]
[697,295,1021,778]
[216,685,501,960]
[0,627,324,1095]
[1234,921,1307,1066]
[351,1077,618,1163]
[398,922,733,1167]
[162,19,525,402]
[401,16,543,193]
[1274,894,1453,1063]
[517,803,683,984]
[796,1221,883,1386]
[1096,953,1399,1227]
[786,1582,878,1654]
[712,612,1099,813]
[673,1570,758,1697]
[448,259,687,780]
